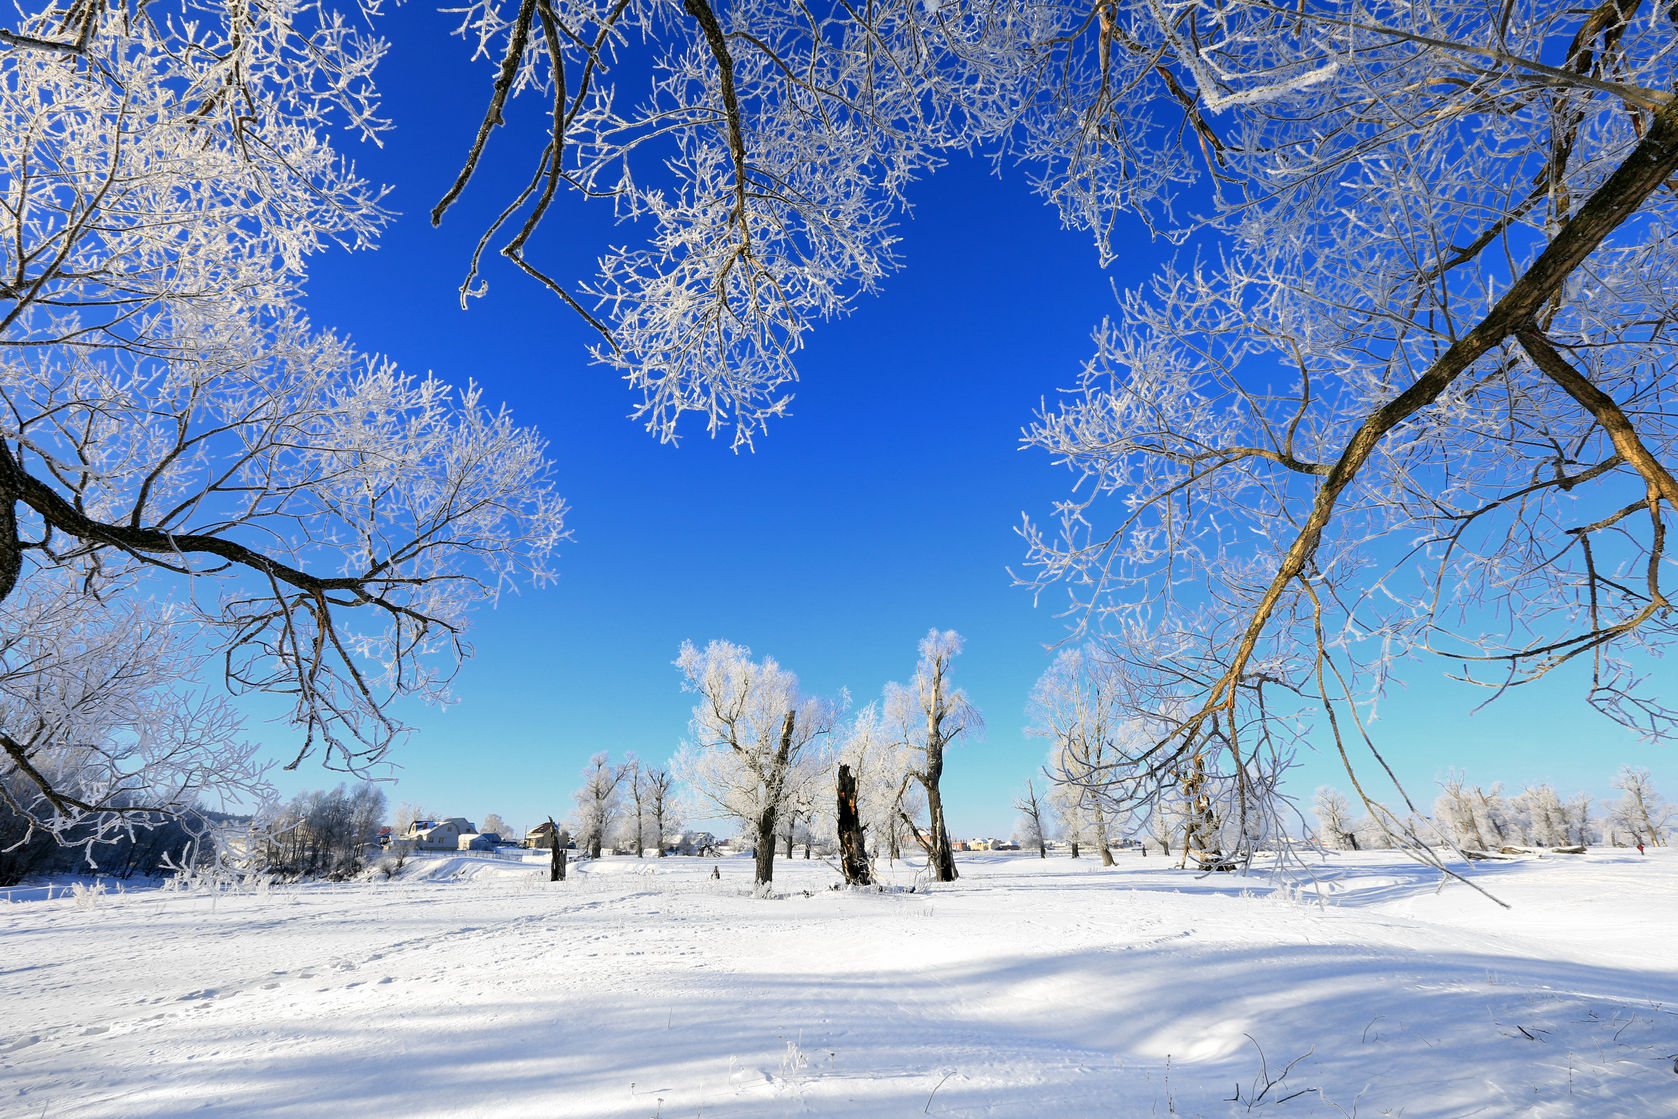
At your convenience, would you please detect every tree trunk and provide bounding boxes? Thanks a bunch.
[836,764,872,886]
[923,783,957,881]
[1094,807,1115,867]
[750,708,797,887]
[754,804,777,886]
[1180,753,1220,867]
[921,707,958,882]
[1068,839,1080,858]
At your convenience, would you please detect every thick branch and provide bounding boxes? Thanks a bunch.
[0,441,378,603]
[1206,97,1678,719]
[1515,328,1678,508]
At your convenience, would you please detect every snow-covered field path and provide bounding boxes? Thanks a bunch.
[4,850,1673,1117]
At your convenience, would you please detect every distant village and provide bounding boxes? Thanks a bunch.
[387,816,1042,857]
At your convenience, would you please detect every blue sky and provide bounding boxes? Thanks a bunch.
[274,5,1666,837]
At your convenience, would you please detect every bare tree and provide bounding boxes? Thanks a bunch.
[673,639,837,886]
[1025,633,1291,869]
[1014,780,1049,859]
[641,765,679,857]
[886,629,979,883]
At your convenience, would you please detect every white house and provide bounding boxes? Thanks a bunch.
[406,817,475,850]
[457,833,497,852]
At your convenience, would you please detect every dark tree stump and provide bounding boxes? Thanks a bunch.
[836,764,871,886]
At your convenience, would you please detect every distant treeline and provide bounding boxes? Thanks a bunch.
[249,784,386,879]
[0,774,231,886]
[1314,766,1671,851]
[1,778,388,886]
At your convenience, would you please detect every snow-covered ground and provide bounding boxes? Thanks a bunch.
[4,848,1673,1117]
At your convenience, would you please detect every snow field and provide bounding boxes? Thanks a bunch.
[3,849,1674,1117]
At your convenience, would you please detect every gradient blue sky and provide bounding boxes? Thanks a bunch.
[273,4,1666,836]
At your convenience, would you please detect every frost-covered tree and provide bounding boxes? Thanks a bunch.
[1010,4,1678,838]
[1433,773,1486,851]
[1473,785,1514,848]
[1048,781,1090,858]
[480,813,512,841]
[1027,630,1297,869]
[0,0,566,848]
[1143,802,1175,858]
[1433,772,1518,851]
[1564,794,1598,847]
[617,754,648,856]
[640,764,680,856]
[835,703,911,865]
[573,752,625,857]
[1611,766,1672,846]
[885,629,978,883]
[1313,787,1359,851]
[1512,784,1571,847]
[1028,647,1122,866]
[673,639,837,886]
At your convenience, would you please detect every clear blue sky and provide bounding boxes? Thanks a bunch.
[270,5,1667,837]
